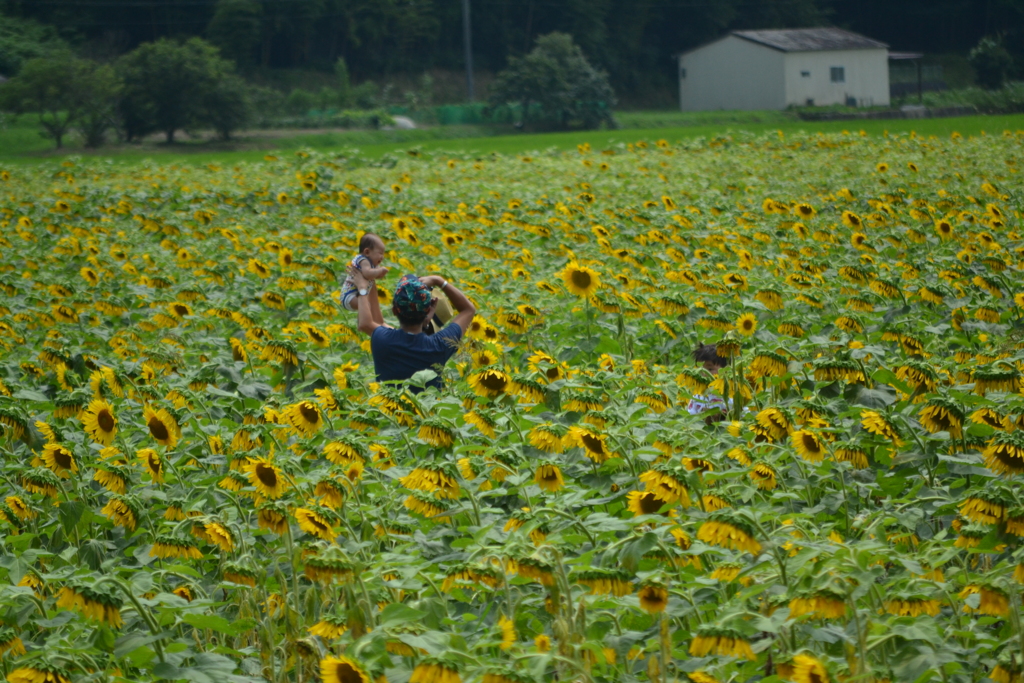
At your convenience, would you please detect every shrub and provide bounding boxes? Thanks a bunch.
[200,73,252,140]
[919,84,1024,114]
[0,54,120,148]
[489,32,616,130]
[0,12,69,76]
[969,36,1013,90]
[285,88,316,116]
[117,37,240,143]
[206,0,262,68]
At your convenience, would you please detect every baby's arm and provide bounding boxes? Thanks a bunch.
[357,260,389,281]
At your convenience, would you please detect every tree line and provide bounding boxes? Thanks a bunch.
[0,39,255,148]
[0,31,620,148]
[2,0,1023,104]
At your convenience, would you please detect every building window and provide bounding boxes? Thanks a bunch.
[679,67,687,79]
[830,66,845,83]
[801,70,810,78]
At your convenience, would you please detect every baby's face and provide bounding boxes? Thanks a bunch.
[365,244,386,266]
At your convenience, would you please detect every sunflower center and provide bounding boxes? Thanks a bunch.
[480,374,507,392]
[148,417,169,441]
[255,463,278,487]
[299,403,320,424]
[545,367,560,380]
[55,448,73,469]
[148,454,161,473]
[638,493,663,514]
[331,662,363,683]
[97,409,115,432]
[570,270,592,289]
[802,435,820,453]
[580,434,605,454]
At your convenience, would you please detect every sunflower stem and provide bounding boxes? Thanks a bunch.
[849,597,869,677]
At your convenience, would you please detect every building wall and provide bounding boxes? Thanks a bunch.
[678,35,785,111]
[784,49,891,107]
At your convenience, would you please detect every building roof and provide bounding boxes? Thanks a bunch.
[732,28,888,52]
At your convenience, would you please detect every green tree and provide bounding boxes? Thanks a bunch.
[206,0,262,68]
[335,57,351,107]
[0,54,118,148]
[0,12,68,76]
[117,37,237,143]
[199,73,251,140]
[489,32,615,130]
[76,63,121,148]
[969,36,1014,90]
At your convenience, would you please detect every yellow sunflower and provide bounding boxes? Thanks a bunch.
[320,656,371,683]
[143,405,179,448]
[283,401,324,436]
[534,463,564,492]
[243,458,289,499]
[295,507,337,542]
[81,398,117,445]
[137,448,165,483]
[637,584,669,613]
[792,654,829,683]
[558,262,601,297]
[41,443,77,478]
[468,369,511,398]
[736,313,757,336]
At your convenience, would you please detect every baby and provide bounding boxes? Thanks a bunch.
[687,343,730,423]
[341,233,389,321]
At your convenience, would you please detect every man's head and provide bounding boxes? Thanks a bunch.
[693,343,729,375]
[359,233,386,266]
[392,274,437,327]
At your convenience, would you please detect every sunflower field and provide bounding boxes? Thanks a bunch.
[0,127,1022,683]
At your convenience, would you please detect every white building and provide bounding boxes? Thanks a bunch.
[677,28,891,111]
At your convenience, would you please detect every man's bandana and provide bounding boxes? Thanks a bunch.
[393,274,433,315]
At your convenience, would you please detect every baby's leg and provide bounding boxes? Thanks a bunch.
[368,287,384,324]
[342,291,358,312]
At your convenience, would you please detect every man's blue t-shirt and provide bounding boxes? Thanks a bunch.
[370,324,462,391]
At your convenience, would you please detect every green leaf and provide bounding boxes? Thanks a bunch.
[13,389,49,402]
[619,532,659,573]
[57,501,86,533]
[114,632,165,658]
[379,602,428,626]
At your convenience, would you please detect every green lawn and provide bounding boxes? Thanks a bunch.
[2,111,1023,167]
[614,109,795,128]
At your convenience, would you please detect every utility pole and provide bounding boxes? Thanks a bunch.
[462,0,475,101]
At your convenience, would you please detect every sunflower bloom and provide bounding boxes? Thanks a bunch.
[137,448,165,483]
[792,654,829,683]
[637,583,669,613]
[320,656,371,683]
[468,369,511,398]
[697,512,761,555]
[295,507,337,542]
[736,313,757,336]
[143,405,180,448]
[40,443,77,478]
[689,626,755,660]
[534,463,564,492]
[80,398,117,445]
[558,262,600,297]
[243,458,289,498]
[283,401,323,436]
[566,425,614,462]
